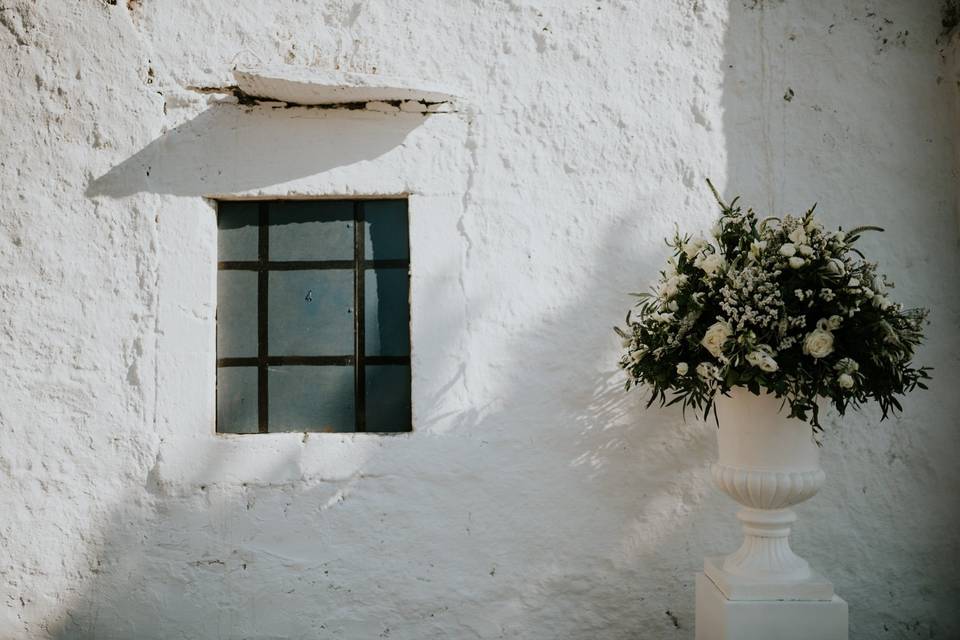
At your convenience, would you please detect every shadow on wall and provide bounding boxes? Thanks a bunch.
[722,2,960,639]
[86,103,424,198]
[43,190,717,638]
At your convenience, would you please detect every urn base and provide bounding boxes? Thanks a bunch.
[703,556,835,601]
[695,573,848,640]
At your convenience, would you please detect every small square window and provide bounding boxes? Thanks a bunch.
[216,200,411,433]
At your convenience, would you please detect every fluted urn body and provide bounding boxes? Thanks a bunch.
[710,388,826,585]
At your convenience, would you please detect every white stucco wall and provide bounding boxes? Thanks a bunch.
[1,1,957,638]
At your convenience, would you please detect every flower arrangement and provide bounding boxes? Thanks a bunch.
[616,181,930,431]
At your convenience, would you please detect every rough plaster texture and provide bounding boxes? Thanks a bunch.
[1,1,958,638]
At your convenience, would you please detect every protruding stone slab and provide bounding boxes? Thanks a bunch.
[704,556,835,601]
[695,573,848,640]
[233,66,459,106]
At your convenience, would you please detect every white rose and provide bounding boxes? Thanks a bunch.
[788,227,807,245]
[676,362,689,376]
[826,315,843,330]
[802,328,835,359]
[788,256,806,269]
[779,243,797,257]
[798,244,814,256]
[837,373,854,389]
[700,321,733,359]
[695,252,726,277]
[682,238,707,260]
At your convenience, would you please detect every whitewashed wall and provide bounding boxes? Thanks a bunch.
[1,1,957,638]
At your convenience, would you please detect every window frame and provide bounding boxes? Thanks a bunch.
[215,199,412,434]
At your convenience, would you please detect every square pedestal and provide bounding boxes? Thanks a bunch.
[695,573,848,640]
[704,556,835,601]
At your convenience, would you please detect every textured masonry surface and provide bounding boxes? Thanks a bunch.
[0,1,958,638]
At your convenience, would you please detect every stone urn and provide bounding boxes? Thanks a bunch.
[704,387,834,601]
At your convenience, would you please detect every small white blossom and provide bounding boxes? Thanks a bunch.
[659,274,687,300]
[682,238,708,259]
[847,277,860,288]
[748,240,767,260]
[834,358,859,373]
[827,315,843,330]
[788,227,808,245]
[746,348,779,372]
[873,294,891,310]
[676,362,689,376]
[826,258,845,275]
[696,361,720,381]
[695,252,726,277]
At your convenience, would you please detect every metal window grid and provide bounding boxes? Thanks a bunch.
[216,200,411,433]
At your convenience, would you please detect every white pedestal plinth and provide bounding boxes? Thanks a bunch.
[703,556,835,601]
[695,574,848,640]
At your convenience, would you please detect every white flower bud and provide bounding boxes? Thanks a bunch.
[788,256,806,269]
[676,362,689,376]
[838,373,854,389]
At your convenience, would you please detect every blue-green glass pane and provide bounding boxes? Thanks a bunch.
[365,268,409,356]
[364,200,408,260]
[365,365,411,432]
[269,366,355,432]
[269,201,354,261]
[218,201,259,261]
[269,270,353,356]
[217,270,258,358]
[217,367,258,433]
